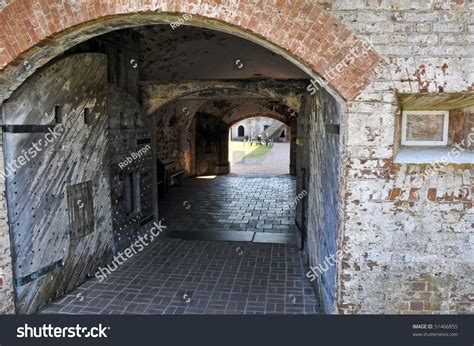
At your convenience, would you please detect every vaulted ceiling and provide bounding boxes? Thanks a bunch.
[136,25,309,81]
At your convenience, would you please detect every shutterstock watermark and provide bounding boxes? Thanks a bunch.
[95,220,166,282]
[276,189,307,216]
[118,145,151,169]
[17,324,109,338]
[306,36,382,95]
[1,125,64,178]
[413,128,474,188]
[305,221,391,282]
[306,250,343,282]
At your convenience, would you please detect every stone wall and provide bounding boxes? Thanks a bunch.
[153,100,195,175]
[298,89,342,313]
[310,89,342,314]
[450,106,474,150]
[0,0,11,10]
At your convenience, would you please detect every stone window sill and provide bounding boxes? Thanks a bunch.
[394,146,474,164]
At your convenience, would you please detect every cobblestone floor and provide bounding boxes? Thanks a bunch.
[160,175,297,234]
[40,238,320,314]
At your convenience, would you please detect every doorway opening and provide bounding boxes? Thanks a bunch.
[229,116,290,175]
[2,22,343,315]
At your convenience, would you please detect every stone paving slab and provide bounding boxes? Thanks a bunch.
[166,230,297,245]
[167,230,255,242]
[160,175,298,235]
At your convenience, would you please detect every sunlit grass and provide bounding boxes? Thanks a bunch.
[243,145,272,158]
[229,141,272,159]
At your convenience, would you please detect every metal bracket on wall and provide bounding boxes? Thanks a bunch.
[14,260,63,287]
[139,215,154,226]
[325,124,340,135]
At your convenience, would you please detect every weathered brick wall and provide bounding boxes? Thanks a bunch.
[315,89,342,314]
[153,100,198,176]
[322,0,473,93]
[318,0,474,314]
[0,0,11,10]
[450,107,474,149]
[0,127,15,314]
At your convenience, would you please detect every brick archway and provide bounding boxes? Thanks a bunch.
[142,80,307,116]
[0,0,382,315]
[0,0,380,102]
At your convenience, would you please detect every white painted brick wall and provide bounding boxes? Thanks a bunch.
[323,0,474,314]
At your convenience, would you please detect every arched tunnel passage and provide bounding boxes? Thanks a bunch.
[229,115,291,175]
[1,24,343,315]
[149,86,300,178]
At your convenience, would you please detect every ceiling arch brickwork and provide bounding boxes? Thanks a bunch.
[0,0,381,102]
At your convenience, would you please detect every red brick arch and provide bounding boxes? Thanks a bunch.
[0,0,380,102]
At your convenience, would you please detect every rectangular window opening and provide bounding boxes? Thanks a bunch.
[84,107,93,125]
[125,171,141,215]
[396,94,474,164]
[55,105,63,124]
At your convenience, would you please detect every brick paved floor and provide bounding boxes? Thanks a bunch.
[40,175,319,315]
[40,238,320,314]
[160,175,297,234]
[230,142,290,175]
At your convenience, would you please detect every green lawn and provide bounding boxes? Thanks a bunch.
[229,141,272,159]
[243,144,272,158]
